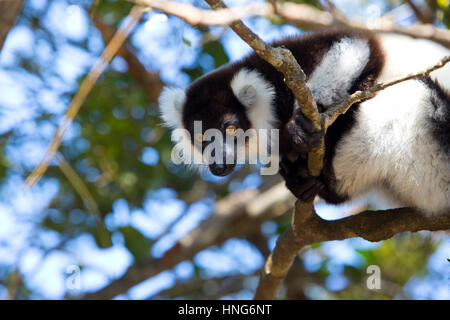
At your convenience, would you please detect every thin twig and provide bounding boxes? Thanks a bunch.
[23,6,143,189]
[323,55,450,129]
[91,12,163,103]
[55,153,102,220]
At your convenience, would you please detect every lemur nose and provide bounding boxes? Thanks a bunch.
[209,163,235,176]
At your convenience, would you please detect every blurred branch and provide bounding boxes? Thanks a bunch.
[322,0,348,23]
[270,3,450,49]
[23,6,143,189]
[404,0,435,24]
[135,0,271,25]
[92,13,163,102]
[6,270,22,300]
[149,274,250,299]
[284,257,323,300]
[246,232,271,258]
[55,153,102,220]
[82,178,295,299]
[0,0,23,52]
[132,0,450,49]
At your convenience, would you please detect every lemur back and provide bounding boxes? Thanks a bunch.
[327,34,450,214]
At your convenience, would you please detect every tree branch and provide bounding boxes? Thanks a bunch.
[92,13,163,103]
[0,0,23,52]
[149,274,250,299]
[254,207,450,299]
[55,153,102,219]
[133,0,450,49]
[136,0,271,26]
[404,0,435,24]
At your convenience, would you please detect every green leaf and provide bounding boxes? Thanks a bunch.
[182,37,192,47]
[93,225,113,249]
[203,40,229,68]
[118,226,152,264]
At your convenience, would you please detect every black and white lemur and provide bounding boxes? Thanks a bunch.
[159,29,450,215]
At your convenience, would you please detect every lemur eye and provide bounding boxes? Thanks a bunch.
[195,133,205,142]
[226,125,237,135]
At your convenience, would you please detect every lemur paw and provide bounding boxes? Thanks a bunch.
[279,157,324,202]
[285,110,323,154]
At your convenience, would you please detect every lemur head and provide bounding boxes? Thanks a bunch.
[159,68,276,176]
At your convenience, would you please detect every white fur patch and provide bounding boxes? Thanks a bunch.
[159,87,186,128]
[378,33,450,91]
[307,37,371,106]
[332,80,450,215]
[230,68,276,131]
[171,128,208,173]
[230,69,278,169]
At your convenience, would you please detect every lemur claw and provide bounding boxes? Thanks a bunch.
[285,110,323,154]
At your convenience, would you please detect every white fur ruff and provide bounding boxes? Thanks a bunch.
[159,87,186,129]
[307,37,371,106]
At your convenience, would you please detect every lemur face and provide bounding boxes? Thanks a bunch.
[159,68,276,176]
[183,81,252,176]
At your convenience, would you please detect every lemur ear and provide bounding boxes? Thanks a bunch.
[231,68,273,109]
[231,68,276,130]
[236,84,257,107]
[159,87,186,128]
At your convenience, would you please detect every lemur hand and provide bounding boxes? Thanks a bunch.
[285,109,323,154]
[279,156,324,202]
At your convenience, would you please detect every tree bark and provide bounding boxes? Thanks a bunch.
[0,0,24,52]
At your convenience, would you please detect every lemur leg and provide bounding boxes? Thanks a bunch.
[279,156,325,202]
[284,110,323,154]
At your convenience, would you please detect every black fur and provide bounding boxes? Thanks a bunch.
[419,76,450,156]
